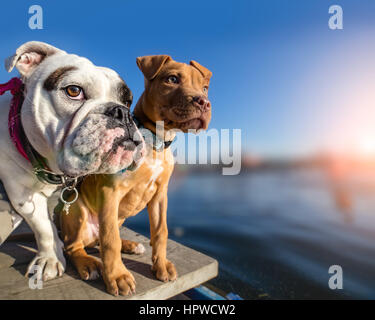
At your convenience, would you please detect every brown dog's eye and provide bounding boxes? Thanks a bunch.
[65,85,84,99]
[166,75,179,84]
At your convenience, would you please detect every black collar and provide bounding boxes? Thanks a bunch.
[20,128,66,185]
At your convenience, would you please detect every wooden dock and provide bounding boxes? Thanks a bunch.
[0,223,218,300]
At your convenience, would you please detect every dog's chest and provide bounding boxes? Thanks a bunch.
[118,159,167,218]
[85,213,99,246]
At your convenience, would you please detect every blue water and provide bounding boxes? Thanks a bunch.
[126,168,375,299]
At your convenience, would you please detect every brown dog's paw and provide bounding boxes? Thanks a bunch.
[152,259,177,282]
[121,239,145,255]
[75,255,103,281]
[104,269,136,296]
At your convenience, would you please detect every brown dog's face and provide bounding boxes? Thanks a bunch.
[137,55,212,132]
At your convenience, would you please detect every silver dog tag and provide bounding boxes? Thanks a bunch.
[62,203,71,215]
[60,187,78,215]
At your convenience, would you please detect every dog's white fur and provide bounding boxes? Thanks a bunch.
[0,41,138,281]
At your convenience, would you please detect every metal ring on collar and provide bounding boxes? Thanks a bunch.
[60,186,79,205]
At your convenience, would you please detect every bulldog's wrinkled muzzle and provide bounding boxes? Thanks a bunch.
[64,104,145,176]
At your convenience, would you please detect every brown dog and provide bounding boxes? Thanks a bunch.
[60,55,212,296]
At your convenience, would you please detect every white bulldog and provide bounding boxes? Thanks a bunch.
[0,41,144,281]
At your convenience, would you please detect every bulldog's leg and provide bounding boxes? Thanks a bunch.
[147,190,177,282]
[99,188,135,296]
[3,181,65,281]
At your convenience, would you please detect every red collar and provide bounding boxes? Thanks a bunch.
[0,77,29,161]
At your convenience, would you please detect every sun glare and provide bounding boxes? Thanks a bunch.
[359,136,375,156]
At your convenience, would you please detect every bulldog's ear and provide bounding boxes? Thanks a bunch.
[190,60,212,80]
[5,41,64,77]
[136,55,172,80]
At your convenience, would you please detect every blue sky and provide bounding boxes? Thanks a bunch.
[1,0,375,158]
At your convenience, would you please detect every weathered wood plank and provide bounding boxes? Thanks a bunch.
[0,226,218,300]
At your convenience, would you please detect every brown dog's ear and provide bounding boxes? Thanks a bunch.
[190,60,212,80]
[136,55,172,80]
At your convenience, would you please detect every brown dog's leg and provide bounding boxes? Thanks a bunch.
[61,201,103,280]
[121,239,145,255]
[147,190,177,282]
[99,187,136,296]
[69,249,103,280]
[118,219,145,255]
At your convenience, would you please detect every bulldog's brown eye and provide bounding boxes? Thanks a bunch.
[65,85,84,99]
[166,75,179,84]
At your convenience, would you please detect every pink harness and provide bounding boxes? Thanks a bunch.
[0,77,29,161]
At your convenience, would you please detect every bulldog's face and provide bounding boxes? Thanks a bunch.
[137,55,212,132]
[6,42,145,177]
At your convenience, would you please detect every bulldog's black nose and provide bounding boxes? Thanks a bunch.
[105,105,130,123]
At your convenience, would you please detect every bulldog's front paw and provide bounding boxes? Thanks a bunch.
[103,267,136,296]
[152,259,177,282]
[26,253,66,281]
